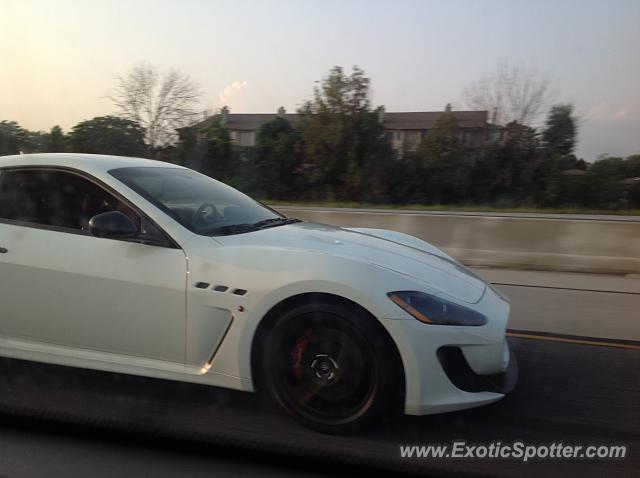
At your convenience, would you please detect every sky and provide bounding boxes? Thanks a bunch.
[1,0,639,161]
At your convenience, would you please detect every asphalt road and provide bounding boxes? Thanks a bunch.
[473,267,640,341]
[0,337,638,477]
[0,269,638,477]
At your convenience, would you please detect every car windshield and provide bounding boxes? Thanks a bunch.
[109,166,291,236]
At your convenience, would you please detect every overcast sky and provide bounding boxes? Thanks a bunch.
[1,0,639,161]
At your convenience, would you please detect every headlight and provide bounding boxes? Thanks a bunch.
[387,291,487,326]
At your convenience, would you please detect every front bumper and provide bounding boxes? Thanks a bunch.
[437,345,518,395]
[380,285,516,415]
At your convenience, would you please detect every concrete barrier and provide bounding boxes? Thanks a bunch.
[273,206,640,274]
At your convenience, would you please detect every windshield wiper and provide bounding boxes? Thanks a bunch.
[252,217,302,229]
[204,218,301,236]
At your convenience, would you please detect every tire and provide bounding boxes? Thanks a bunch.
[260,300,401,434]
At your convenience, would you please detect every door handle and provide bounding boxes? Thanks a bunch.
[0,247,7,254]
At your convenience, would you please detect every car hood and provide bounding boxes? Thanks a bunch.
[214,221,486,304]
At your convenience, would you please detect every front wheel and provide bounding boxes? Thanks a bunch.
[261,302,401,434]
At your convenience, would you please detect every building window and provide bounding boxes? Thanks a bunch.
[403,130,421,150]
[235,131,256,147]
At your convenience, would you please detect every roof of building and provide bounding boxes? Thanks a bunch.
[383,111,488,130]
[220,113,301,131]
[193,110,490,132]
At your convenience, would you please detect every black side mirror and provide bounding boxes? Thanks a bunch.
[89,211,138,239]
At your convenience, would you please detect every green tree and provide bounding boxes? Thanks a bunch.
[298,66,392,201]
[419,113,460,156]
[254,117,303,199]
[0,121,64,154]
[178,118,234,182]
[24,130,50,153]
[470,122,543,206]
[624,155,640,208]
[623,154,640,177]
[202,119,234,182]
[0,121,28,155]
[413,112,472,204]
[582,156,627,208]
[47,125,66,152]
[543,104,577,156]
[539,104,581,205]
[67,116,147,156]
[510,123,549,205]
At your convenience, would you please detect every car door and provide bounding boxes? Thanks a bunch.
[0,167,187,363]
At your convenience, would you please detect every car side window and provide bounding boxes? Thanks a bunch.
[0,168,173,247]
[0,169,139,232]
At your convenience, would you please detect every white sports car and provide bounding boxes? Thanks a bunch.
[0,153,516,433]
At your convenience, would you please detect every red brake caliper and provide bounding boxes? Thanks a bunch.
[291,329,312,380]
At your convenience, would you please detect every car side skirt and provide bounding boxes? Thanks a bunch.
[0,336,251,392]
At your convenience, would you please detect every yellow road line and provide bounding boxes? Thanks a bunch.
[506,332,640,351]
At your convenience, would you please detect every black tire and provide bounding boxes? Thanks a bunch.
[260,300,401,434]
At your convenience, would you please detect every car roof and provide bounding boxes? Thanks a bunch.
[0,153,184,176]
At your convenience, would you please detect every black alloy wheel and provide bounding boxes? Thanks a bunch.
[261,301,401,434]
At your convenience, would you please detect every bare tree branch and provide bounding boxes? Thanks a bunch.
[463,62,549,126]
[108,63,202,147]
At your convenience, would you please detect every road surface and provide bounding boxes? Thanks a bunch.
[474,267,640,341]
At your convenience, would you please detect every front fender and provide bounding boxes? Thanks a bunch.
[182,242,422,386]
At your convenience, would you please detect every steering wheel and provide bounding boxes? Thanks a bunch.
[192,202,221,230]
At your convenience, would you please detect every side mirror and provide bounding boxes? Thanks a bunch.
[89,211,138,239]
